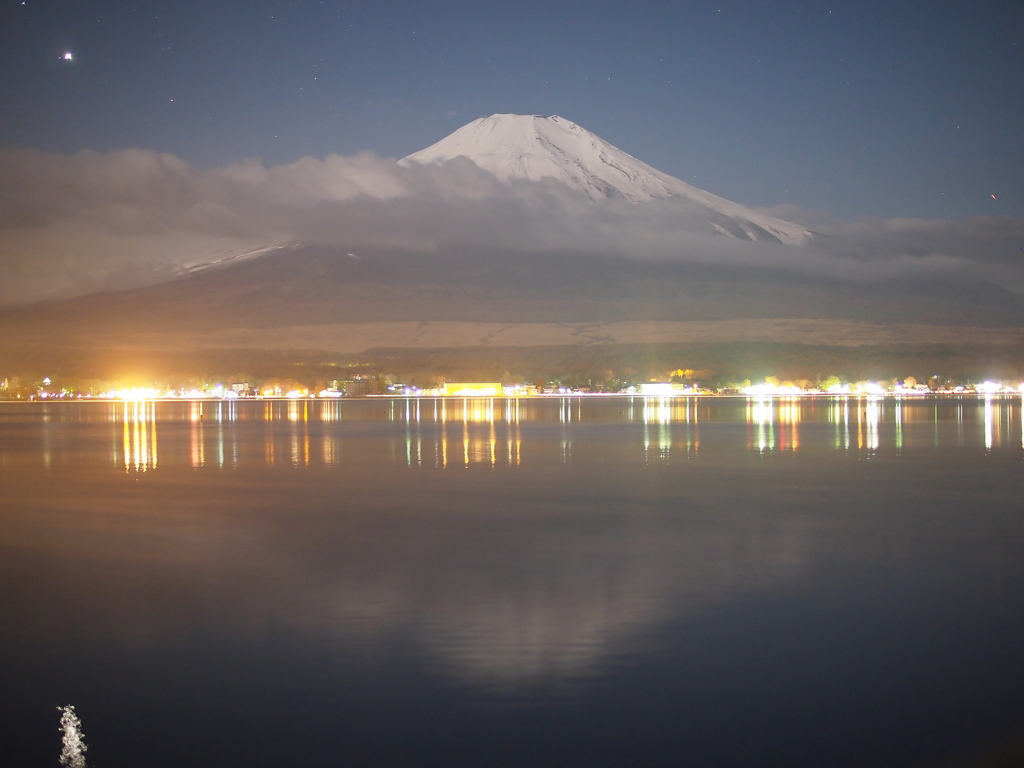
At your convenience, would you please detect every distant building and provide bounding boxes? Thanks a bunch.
[341,379,371,396]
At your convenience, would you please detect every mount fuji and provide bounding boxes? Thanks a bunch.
[6,114,1024,371]
[402,114,812,245]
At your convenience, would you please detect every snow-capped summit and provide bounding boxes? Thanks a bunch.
[402,114,811,245]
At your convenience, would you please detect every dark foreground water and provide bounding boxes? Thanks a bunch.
[1,396,1023,767]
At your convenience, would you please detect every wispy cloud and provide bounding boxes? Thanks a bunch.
[0,147,1021,305]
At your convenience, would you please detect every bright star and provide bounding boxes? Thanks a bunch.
[62,51,73,61]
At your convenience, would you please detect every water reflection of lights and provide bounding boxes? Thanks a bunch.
[746,397,800,453]
[895,400,903,453]
[74,394,1024,471]
[120,400,158,472]
[643,397,699,461]
[825,396,890,452]
[746,398,773,454]
[320,400,343,422]
[416,398,524,469]
[983,395,1013,452]
[831,399,850,451]
[985,397,994,450]
[190,402,204,467]
[827,396,883,452]
[287,400,308,422]
[863,397,880,452]
[560,398,578,464]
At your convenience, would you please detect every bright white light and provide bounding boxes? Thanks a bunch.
[640,382,677,396]
[106,387,160,401]
[62,51,73,61]
[742,382,804,396]
[853,381,887,396]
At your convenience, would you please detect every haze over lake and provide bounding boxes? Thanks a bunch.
[2,396,1023,767]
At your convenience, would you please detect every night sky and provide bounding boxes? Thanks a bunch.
[2,0,1021,220]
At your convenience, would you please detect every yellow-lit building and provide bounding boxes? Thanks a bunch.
[441,382,502,397]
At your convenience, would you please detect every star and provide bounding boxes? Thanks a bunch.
[62,51,73,61]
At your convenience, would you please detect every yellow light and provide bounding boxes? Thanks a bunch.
[742,382,804,396]
[109,387,161,401]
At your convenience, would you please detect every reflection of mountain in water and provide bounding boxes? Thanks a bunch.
[409,519,808,685]
[3,396,1023,688]
[2,468,813,686]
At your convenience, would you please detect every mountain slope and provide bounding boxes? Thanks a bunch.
[402,114,811,245]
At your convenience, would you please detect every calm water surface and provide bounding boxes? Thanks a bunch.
[1,396,1023,767]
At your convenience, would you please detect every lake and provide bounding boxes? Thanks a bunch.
[1,396,1023,767]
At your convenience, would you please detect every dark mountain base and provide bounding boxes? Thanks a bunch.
[2,245,1023,388]
[6,245,1024,333]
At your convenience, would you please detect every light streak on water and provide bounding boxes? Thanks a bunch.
[895,399,903,454]
[190,402,204,468]
[560,397,573,464]
[747,398,774,453]
[865,397,880,452]
[18,395,1024,472]
[985,396,994,451]
[120,400,157,472]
